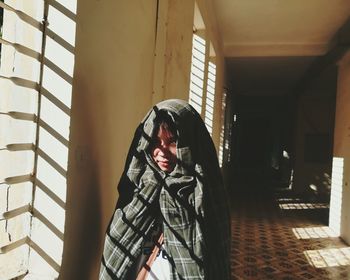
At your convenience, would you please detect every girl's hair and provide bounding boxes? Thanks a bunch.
[153,110,177,139]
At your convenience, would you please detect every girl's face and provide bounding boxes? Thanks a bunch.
[151,126,177,172]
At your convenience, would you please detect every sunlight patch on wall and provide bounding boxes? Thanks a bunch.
[29,1,76,278]
[304,247,350,268]
[0,1,76,278]
[0,1,43,278]
[329,157,344,236]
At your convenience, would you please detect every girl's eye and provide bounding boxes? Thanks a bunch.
[151,140,160,150]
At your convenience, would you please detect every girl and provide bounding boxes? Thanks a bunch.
[100,99,231,280]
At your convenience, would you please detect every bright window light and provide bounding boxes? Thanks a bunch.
[218,90,227,167]
[189,34,206,115]
[283,150,289,159]
[204,61,216,135]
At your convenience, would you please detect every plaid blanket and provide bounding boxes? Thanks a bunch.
[100,99,231,280]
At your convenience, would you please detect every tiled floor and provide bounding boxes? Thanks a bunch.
[230,189,350,280]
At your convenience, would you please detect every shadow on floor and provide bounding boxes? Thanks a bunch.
[229,186,350,280]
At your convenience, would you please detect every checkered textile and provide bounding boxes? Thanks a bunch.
[100,99,231,280]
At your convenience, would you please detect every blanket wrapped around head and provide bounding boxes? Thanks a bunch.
[100,99,231,280]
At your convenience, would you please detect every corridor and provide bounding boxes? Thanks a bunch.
[230,188,350,280]
[1,1,350,279]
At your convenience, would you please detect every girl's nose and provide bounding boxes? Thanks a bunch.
[160,140,168,149]
[158,148,165,156]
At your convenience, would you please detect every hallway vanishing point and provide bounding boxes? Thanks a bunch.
[229,188,350,280]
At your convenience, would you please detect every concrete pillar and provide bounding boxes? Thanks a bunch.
[59,1,157,279]
[329,52,350,243]
[152,0,195,104]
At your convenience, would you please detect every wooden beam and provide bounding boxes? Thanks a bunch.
[294,18,350,96]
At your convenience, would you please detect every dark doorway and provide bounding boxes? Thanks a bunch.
[231,95,293,190]
[238,116,271,169]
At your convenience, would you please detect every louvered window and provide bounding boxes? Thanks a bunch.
[189,33,206,116]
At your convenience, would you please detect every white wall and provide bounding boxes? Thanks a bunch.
[329,52,350,243]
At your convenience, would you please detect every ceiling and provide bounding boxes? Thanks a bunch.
[211,0,350,94]
[226,56,317,95]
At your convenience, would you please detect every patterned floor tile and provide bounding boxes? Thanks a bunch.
[230,189,350,280]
